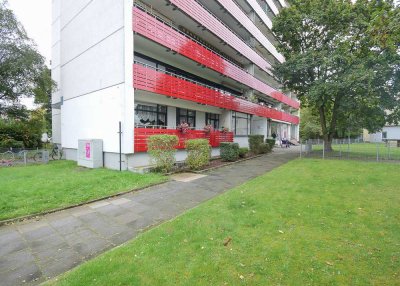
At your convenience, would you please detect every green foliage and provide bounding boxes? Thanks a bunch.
[248,135,265,155]
[0,138,23,149]
[300,107,322,140]
[260,143,270,154]
[238,147,249,158]
[273,0,400,149]
[265,139,276,149]
[0,113,47,148]
[0,2,55,146]
[147,135,179,173]
[220,142,239,162]
[33,68,55,131]
[185,139,211,170]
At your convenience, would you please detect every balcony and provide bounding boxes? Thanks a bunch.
[134,128,234,152]
[132,5,299,109]
[133,62,300,124]
[212,0,284,63]
[168,0,272,75]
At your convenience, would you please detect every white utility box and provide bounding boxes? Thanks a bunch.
[77,139,103,168]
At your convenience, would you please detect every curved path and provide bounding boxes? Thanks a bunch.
[0,148,299,285]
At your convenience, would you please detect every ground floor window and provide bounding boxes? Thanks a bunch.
[176,108,196,127]
[135,103,167,127]
[232,112,251,135]
[206,113,220,129]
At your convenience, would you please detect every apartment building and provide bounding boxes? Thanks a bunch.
[51,0,299,169]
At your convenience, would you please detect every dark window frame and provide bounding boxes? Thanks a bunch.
[135,103,168,127]
[232,111,252,136]
[205,113,220,129]
[176,108,196,128]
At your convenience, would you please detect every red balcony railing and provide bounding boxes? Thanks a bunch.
[133,63,300,125]
[169,0,272,74]
[132,6,299,109]
[134,128,234,152]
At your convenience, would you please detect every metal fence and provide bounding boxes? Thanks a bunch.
[300,139,400,162]
[0,147,63,167]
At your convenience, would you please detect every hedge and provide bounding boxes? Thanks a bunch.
[238,147,249,158]
[220,142,239,162]
[248,135,265,155]
[266,138,276,149]
[147,135,179,173]
[185,139,211,170]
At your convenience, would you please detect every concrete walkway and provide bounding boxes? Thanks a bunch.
[0,148,299,285]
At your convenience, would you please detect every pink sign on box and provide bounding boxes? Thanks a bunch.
[85,142,91,159]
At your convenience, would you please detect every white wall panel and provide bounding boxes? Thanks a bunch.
[61,30,125,100]
[61,84,124,152]
[60,0,124,65]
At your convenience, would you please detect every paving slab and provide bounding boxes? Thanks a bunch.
[0,148,298,285]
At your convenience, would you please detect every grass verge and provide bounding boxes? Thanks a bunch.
[49,159,400,285]
[0,161,166,221]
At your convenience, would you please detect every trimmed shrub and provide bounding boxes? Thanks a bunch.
[266,138,276,149]
[260,143,271,154]
[248,135,265,155]
[147,135,179,173]
[220,142,239,162]
[238,147,249,158]
[185,139,211,170]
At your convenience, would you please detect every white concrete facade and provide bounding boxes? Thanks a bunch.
[52,0,300,169]
[51,0,134,157]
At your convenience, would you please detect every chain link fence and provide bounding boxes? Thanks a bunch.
[0,147,63,167]
[300,139,400,162]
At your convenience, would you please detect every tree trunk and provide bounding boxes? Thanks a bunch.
[323,135,333,152]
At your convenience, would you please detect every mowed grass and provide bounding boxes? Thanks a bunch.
[0,161,166,221]
[49,159,400,285]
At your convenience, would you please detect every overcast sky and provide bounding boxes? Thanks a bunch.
[7,0,52,65]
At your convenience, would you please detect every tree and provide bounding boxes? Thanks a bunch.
[33,67,54,132]
[0,0,50,118]
[273,0,400,151]
[299,107,322,140]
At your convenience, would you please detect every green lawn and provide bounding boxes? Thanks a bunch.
[49,159,400,285]
[0,161,166,221]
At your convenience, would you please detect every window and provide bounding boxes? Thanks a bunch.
[176,108,196,127]
[382,131,387,139]
[232,112,251,135]
[135,103,167,127]
[206,113,220,129]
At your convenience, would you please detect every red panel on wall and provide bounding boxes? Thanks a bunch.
[132,7,299,109]
[134,128,234,152]
[133,63,300,125]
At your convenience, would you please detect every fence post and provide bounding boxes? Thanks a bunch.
[347,138,350,159]
[339,139,342,158]
[23,151,27,166]
[322,140,325,160]
[376,143,379,162]
[300,139,302,158]
[388,142,391,160]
